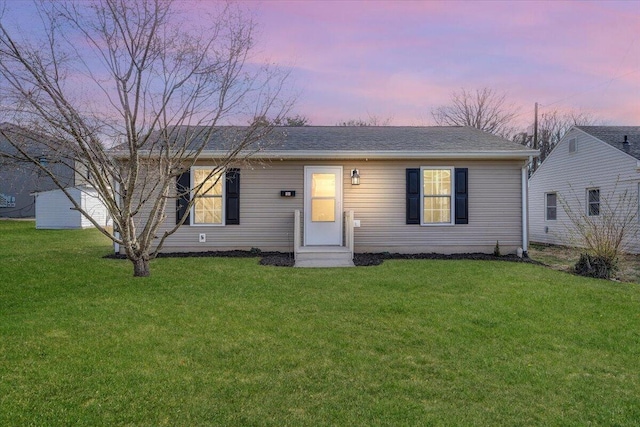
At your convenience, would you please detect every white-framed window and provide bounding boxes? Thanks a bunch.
[568,138,577,153]
[0,193,16,208]
[587,188,600,216]
[421,166,454,225]
[545,192,557,221]
[191,167,225,225]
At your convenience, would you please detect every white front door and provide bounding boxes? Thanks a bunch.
[304,166,343,246]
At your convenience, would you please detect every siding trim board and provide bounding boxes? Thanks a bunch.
[186,150,538,161]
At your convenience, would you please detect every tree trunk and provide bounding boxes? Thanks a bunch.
[133,257,150,277]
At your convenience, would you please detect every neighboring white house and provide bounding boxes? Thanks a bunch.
[529,126,640,254]
[34,186,112,229]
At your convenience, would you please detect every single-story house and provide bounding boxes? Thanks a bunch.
[124,126,538,266]
[529,126,640,254]
[34,186,112,230]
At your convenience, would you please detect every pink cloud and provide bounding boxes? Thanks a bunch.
[6,0,638,127]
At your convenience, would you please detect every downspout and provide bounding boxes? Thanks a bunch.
[521,157,531,257]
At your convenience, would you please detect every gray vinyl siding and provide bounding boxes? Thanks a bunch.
[529,128,640,253]
[150,158,525,254]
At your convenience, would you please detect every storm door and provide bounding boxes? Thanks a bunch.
[304,166,343,245]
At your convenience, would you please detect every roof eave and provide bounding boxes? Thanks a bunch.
[112,149,540,160]
[201,149,540,160]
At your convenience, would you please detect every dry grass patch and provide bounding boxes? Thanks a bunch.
[529,243,640,283]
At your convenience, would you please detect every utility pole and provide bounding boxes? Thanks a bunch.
[532,102,539,172]
[533,102,538,150]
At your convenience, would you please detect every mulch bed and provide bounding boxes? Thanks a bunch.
[106,250,539,267]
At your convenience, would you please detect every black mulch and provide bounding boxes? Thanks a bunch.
[106,250,540,267]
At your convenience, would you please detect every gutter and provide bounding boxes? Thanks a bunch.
[113,149,540,161]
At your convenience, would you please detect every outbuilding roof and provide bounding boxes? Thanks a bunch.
[575,126,640,161]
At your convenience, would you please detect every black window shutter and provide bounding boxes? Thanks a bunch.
[455,168,468,224]
[225,169,240,225]
[406,168,420,224]
[176,172,191,225]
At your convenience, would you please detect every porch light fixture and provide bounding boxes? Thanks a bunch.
[351,169,360,185]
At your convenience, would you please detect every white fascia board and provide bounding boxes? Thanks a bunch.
[198,149,540,160]
[114,149,540,160]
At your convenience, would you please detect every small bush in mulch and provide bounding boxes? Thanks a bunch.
[106,250,537,267]
[574,253,617,279]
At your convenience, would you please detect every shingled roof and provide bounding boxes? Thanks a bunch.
[119,126,538,160]
[575,126,640,161]
[144,126,537,160]
[262,126,532,152]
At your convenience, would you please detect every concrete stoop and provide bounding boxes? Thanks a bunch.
[294,246,355,268]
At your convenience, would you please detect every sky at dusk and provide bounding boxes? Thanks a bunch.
[248,0,639,127]
[2,0,638,128]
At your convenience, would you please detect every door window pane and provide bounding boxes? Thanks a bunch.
[312,174,335,198]
[311,199,335,222]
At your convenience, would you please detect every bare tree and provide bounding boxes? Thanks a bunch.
[0,0,292,276]
[515,108,600,172]
[279,114,310,127]
[336,114,392,127]
[431,88,519,138]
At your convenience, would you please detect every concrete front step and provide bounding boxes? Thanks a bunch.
[294,246,354,268]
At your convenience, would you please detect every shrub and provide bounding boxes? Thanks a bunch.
[561,182,637,279]
[574,253,617,279]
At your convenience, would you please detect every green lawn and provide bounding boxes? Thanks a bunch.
[1,220,639,426]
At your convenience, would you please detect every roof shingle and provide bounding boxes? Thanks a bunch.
[575,126,640,161]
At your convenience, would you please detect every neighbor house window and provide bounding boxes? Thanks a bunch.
[0,193,16,208]
[587,188,600,216]
[546,192,557,220]
[422,167,454,225]
[192,168,224,225]
[568,138,577,153]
